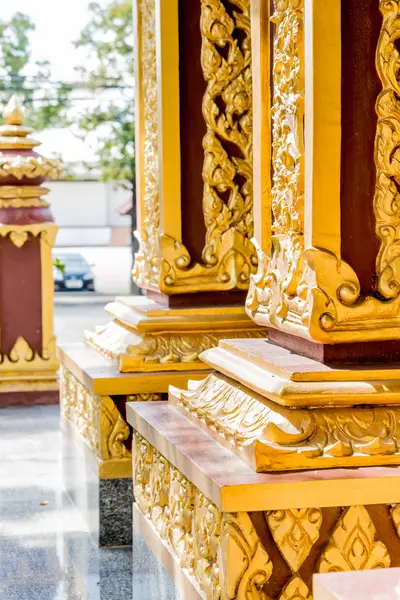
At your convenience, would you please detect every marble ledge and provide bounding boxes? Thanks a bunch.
[127,401,400,513]
[57,343,206,396]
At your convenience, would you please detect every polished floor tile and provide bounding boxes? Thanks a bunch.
[0,404,181,600]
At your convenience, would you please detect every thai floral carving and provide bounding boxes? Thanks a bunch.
[266,509,322,572]
[150,450,171,538]
[100,395,131,461]
[133,0,160,289]
[390,504,400,538]
[247,0,305,329]
[133,431,153,516]
[158,0,257,294]
[193,491,222,599]
[0,154,62,179]
[279,576,312,600]
[132,434,399,598]
[200,0,253,268]
[220,511,272,599]
[319,506,390,572]
[167,467,196,574]
[170,372,400,471]
[374,0,400,299]
[85,320,266,372]
[60,367,132,463]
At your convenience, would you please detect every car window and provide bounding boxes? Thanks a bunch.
[54,254,89,267]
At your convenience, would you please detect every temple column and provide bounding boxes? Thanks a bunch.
[127,0,400,596]
[0,97,60,407]
[57,0,265,546]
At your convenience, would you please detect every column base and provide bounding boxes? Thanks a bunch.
[83,296,266,372]
[127,401,400,600]
[168,338,400,471]
[57,343,208,546]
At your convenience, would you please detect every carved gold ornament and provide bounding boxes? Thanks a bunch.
[0,154,62,180]
[133,431,273,600]
[266,509,322,572]
[0,185,49,207]
[157,0,256,294]
[390,504,400,537]
[319,506,390,573]
[132,0,160,289]
[60,367,142,478]
[132,433,397,599]
[85,318,266,372]
[170,373,400,471]
[247,0,400,343]
[374,0,400,299]
[279,576,311,600]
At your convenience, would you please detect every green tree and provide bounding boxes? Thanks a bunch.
[74,0,137,291]
[0,12,72,127]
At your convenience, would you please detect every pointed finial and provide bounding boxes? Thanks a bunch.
[3,95,25,126]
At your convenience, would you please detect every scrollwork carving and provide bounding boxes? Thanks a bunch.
[319,506,390,572]
[170,372,400,471]
[266,509,322,572]
[374,0,400,299]
[133,0,160,289]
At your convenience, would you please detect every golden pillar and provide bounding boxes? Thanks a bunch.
[127,0,400,596]
[0,97,60,407]
[58,0,265,545]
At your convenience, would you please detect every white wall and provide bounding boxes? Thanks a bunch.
[46,181,132,246]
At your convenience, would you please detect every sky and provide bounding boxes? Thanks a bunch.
[2,0,110,81]
[3,0,123,166]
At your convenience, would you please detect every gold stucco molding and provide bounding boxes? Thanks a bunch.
[170,371,400,472]
[60,367,162,478]
[84,298,266,373]
[132,432,394,600]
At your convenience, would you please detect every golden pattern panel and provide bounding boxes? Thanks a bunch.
[168,466,196,574]
[159,0,257,294]
[0,185,49,208]
[374,0,400,299]
[390,504,400,538]
[247,0,305,331]
[133,432,273,600]
[266,509,322,572]
[60,367,100,458]
[132,431,153,516]
[60,367,131,463]
[279,576,311,600]
[85,320,266,372]
[0,336,58,373]
[193,491,222,599]
[319,506,391,573]
[0,155,62,179]
[132,0,160,290]
[132,435,400,599]
[220,512,272,599]
[170,373,400,471]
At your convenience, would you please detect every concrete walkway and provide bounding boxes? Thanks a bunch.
[0,405,180,600]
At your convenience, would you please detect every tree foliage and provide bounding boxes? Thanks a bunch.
[73,0,135,192]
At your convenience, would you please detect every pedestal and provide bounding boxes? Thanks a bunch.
[127,401,400,600]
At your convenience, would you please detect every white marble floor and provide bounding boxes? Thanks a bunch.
[0,404,181,600]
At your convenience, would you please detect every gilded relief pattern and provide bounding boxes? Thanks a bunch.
[266,509,322,571]
[319,506,390,572]
[159,0,257,293]
[60,367,131,462]
[374,0,400,299]
[170,373,400,471]
[85,322,266,371]
[247,0,306,331]
[133,434,396,599]
[133,0,160,289]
